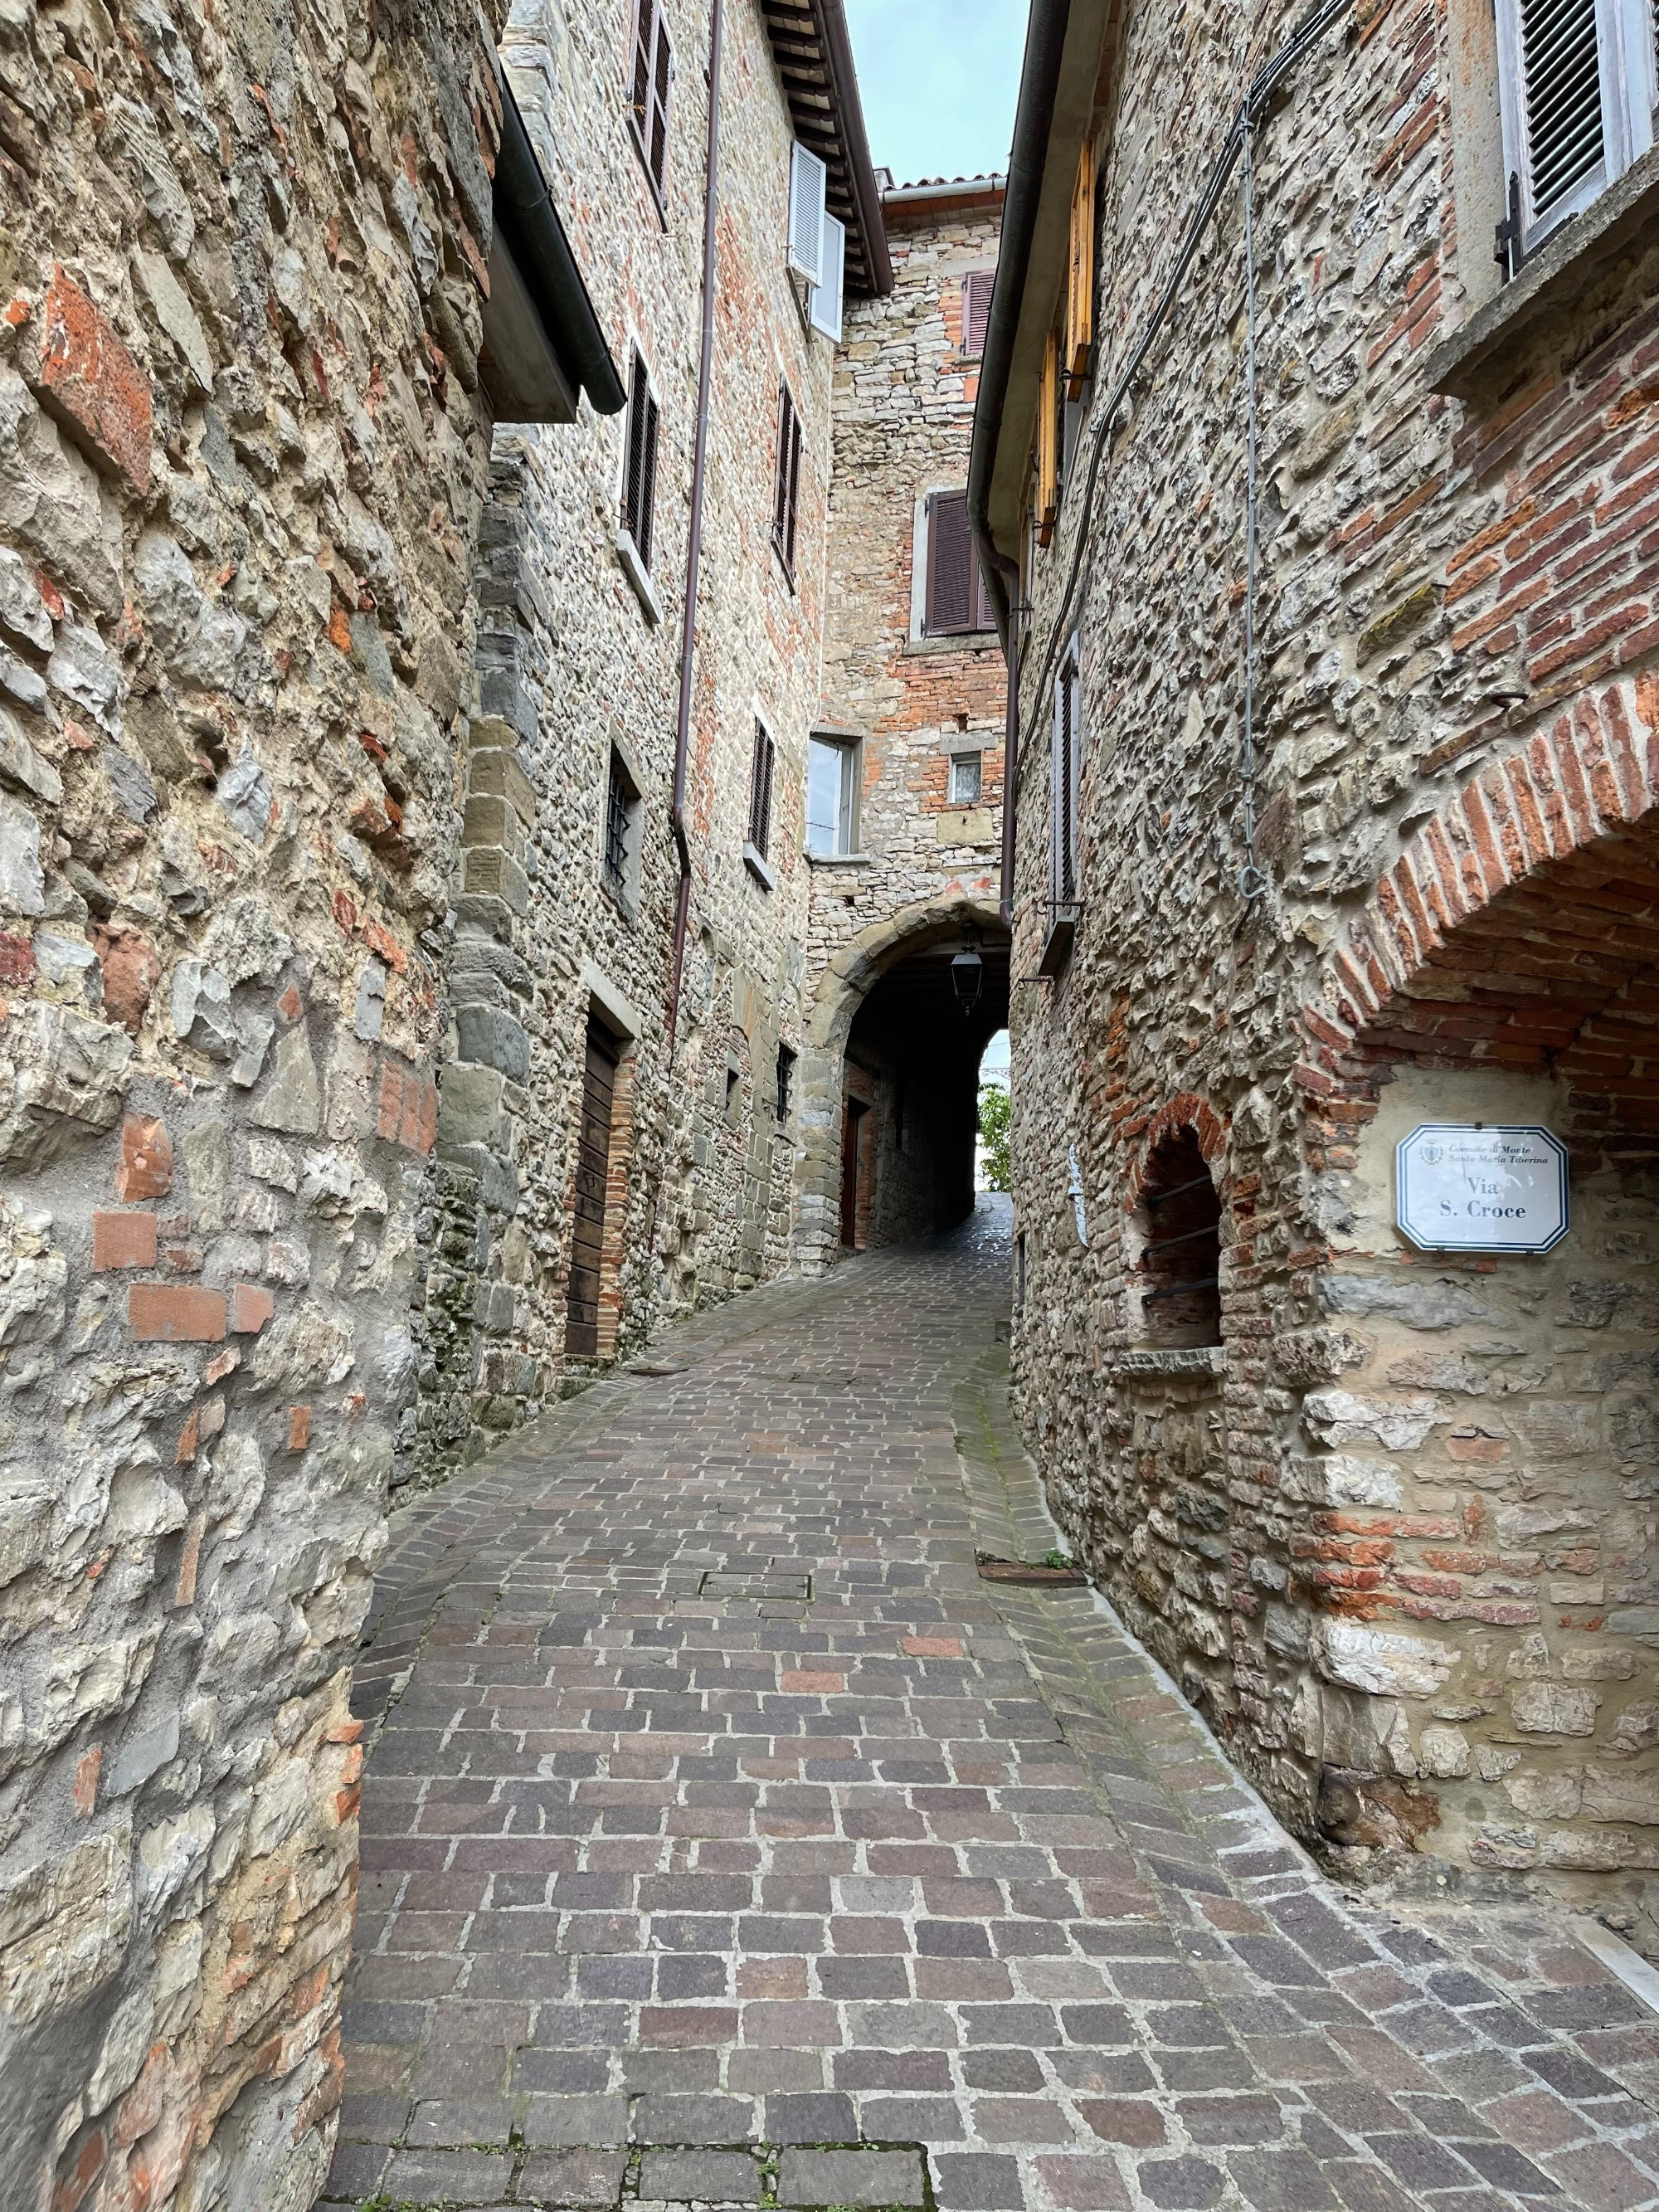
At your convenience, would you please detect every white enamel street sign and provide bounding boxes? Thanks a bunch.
[1396,1123,1569,1255]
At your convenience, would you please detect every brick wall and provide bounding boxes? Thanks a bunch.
[799,186,1008,1268]
[0,0,507,2199]
[1006,0,1659,1946]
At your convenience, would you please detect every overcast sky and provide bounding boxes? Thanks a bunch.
[843,0,1026,186]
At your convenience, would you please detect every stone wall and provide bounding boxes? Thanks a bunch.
[412,0,847,1467]
[1004,0,1659,1944]
[0,0,506,2200]
[800,186,1007,1268]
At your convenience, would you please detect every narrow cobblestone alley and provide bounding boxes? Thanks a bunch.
[327,1206,1659,2212]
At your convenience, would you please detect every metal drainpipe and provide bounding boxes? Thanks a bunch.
[994,553,1021,926]
[666,0,726,1061]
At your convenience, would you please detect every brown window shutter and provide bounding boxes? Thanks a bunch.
[772,382,802,573]
[648,10,672,192]
[963,270,994,357]
[771,383,791,545]
[622,354,659,568]
[630,0,656,140]
[925,490,973,635]
[784,410,802,571]
[971,543,995,633]
[748,721,775,855]
[640,386,659,568]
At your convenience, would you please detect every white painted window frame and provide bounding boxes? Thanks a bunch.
[1496,0,1657,256]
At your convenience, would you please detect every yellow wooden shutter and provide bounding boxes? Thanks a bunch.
[1036,329,1059,545]
[1066,135,1096,392]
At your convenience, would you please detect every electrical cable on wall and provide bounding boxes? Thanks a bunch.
[1238,104,1268,904]
[1024,0,1353,898]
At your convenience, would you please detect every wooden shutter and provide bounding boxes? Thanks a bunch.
[963,270,994,357]
[810,212,845,341]
[1053,655,1078,909]
[622,354,659,568]
[1036,330,1059,545]
[788,141,826,283]
[925,491,974,635]
[629,0,672,197]
[630,0,657,149]
[1065,136,1096,392]
[647,7,672,194]
[772,382,802,572]
[747,721,775,855]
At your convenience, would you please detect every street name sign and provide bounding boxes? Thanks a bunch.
[1395,1123,1569,1255]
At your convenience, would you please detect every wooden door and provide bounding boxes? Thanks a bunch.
[566,1019,618,1357]
[839,1098,865,1250]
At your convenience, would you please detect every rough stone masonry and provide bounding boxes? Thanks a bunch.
[0,0,508,2201]
[976,0,1659,1951]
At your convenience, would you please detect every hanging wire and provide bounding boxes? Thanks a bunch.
[1238,104,1269,904]
[1024,0,1353,750]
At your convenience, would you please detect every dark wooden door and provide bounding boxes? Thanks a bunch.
[839,1098,865,1250]
[566,1020,618,1357]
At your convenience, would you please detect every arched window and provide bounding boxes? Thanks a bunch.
[1137,1128,1221,1347]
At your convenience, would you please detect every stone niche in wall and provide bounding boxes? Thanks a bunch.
[1102,1128,1233,1736]
[1306,1060,1658,1941]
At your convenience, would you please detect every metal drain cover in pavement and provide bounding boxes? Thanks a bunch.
[698,1569,813,1601]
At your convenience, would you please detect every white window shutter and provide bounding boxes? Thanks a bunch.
[1496,0,1657,251]
[809,212,845,341]
[788,141,826,285]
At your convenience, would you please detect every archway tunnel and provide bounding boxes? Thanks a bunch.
[836,922,1011,1252]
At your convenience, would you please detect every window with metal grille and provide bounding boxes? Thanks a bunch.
[962,270,995,357]
[601,747,640,904]
[620,351,660,570]
[922,490,995,635]
[771,381,803,577]
[747,719,776,859]
[1496,0,1657,262]
[775,1042,795,1123]
[629,0,673,207]
[1138,1129,1222,1348]
[950,751,983,805]
[1051,646,1081,914]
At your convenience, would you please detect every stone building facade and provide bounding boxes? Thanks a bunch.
[797,175,1010,1272]
[974,0,1659,1945]
[412,0,894,1476]
[0,0,633,2201]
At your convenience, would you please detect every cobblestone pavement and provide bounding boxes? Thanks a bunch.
[327,1201,1659,2212]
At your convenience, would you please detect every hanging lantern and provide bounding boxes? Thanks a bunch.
[951,941,984,1016]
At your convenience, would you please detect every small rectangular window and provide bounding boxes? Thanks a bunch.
[621,351,660,571]
[775,1041,795,1123]
[771,381,803,577]
[923,490,994,635]
[725,1062,742,1119]
[806,733,859,856]
[962,270,995,358]
[602,746,640,904]
[747,719,776,858]
[1496,0,1657,258]
[949,751,983,806]
[1052,646,1081,914]
[629,0,674,204]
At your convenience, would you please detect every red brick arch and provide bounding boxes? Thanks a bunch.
[1298,674,1659,1125]
[1126,1091,1227,1203]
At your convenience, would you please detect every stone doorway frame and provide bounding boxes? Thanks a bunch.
[793,893,1006,1273]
